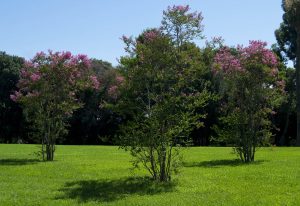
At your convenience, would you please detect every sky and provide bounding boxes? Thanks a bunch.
[0,0,284,66]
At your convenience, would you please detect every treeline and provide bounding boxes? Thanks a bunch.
[0,3,297,149]
[0,50,295,147]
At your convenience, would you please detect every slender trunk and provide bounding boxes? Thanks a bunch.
[280,104,290,145]
[149,146,157,180]
[166,146,172,181]
[42,138,45,161]
[46,144,50,160]
[159,145,167,182]
[51,143,55,161]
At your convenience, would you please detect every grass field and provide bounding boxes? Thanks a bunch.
[0,144,299,206]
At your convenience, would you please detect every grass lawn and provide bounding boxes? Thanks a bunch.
[0,144,299,205]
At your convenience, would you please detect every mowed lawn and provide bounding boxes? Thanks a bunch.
[0,145,299,206]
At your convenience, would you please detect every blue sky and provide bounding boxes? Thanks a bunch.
[1,0,283,66]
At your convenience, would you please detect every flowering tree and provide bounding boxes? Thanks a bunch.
[161,5,204,48]
[213,41,285,162]
[11,51,99,161]
[116,5,208,182]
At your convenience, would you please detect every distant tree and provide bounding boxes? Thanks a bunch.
[276,0,300,145]
[0,52,24,143]
[11,51,99,161]
[213,41,285,162]
[66,59,121,145]
[274,67,296,145]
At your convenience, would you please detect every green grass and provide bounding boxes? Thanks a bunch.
[0,145,299,206]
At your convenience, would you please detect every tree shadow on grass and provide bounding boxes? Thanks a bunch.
[183,159,266,168]
[57,177,176,203]
[0,158,41,166]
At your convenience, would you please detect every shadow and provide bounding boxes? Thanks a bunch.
[0,158,41,166]
[183,159,266,168]
[57,177,176,203]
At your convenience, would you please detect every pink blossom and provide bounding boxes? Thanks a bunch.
[20,69,30,78]
[77,54,91,68]
[213,41,278,76]
[34,51,46,60]
[144,30,160,42]
[213,47,244,74]
[169,5,190,13]
[62,51,72,60]
[74,71,81,78]
[30,73,41,82]
[239,40,278,67]
[90,75,100,89]
[10,91,22,102]
[24,60,34,68]
[108,85,118,99]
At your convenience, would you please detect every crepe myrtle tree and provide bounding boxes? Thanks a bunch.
[117,29,208,182]
[115,5,209,182]
[161,5,204,49]
[11,51,100,161]
[213,41,285,162]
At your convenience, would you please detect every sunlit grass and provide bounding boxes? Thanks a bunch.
[0,144,299,205]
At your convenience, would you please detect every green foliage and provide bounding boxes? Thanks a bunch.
[118,30,208,181]
[277,0,300,146]
[0,52,24,143]
[67,59,121,145]
[116,5,210,181]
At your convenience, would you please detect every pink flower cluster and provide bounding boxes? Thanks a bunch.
[30,73,41,82]
[106,75,125,99]
[144,30,160,42]
[213,47,243,74]
[108,85,118,99]
[10,91,22,102]
[213,41,279,76]
[168,5,190,13]
[90,75,100,90]
[77,54,91,68]
[239,40,278,68]
[11,50,97,103]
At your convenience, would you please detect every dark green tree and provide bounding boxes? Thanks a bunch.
[276,0,300,145]
[67,59,122,145]
[0,52,24,143]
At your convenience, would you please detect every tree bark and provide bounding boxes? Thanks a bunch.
[280,104,290,145]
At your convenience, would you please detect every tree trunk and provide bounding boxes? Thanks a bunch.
[280,104,290,145]
[159,146,167,182]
